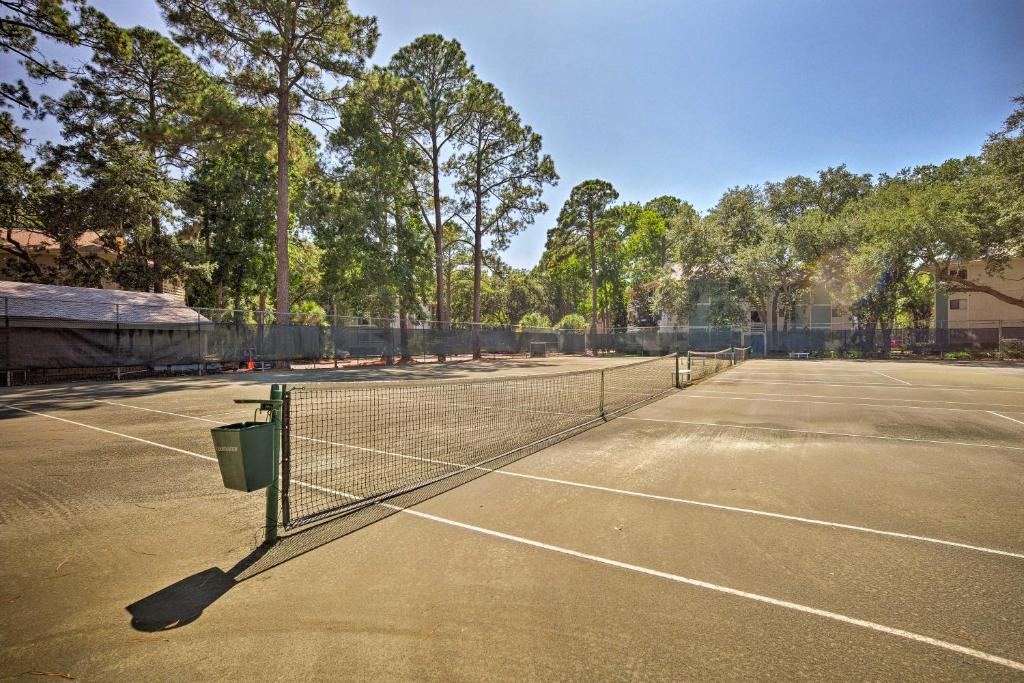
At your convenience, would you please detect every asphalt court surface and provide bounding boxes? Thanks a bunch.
[1,357,1023,680]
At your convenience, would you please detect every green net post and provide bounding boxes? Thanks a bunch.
[674,352,680,388]
[265,384,284,544]
[599,369,606,417]
[686,350,692,385]
[730,345,736,365]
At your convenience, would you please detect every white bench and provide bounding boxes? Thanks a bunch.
[788,352,810,359]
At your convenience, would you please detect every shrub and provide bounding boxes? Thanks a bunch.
[519,312,552,329]
[290,300,327,325]
[999,338,1024,359]
[555,313,587,331]
[943,350,971,361]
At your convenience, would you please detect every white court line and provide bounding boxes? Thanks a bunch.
[718,378,897,387]
[0,403,217,462]
[727,371,887,378]
[401,508,1024,674]
[293,431,1024,560]
[709,378,1024,395]
[620,415,1024,452]
[989,411,1024,427]
[690,388,1024,411]
[92,399,227,423]
[680,393,1022,417]
[475,471,1024,560]
[20,398,1024,560]
[199,409,253,419]
[2,402,1022,673]
[871,370,912,386]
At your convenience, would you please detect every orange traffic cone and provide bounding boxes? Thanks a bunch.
[247,354,255,370]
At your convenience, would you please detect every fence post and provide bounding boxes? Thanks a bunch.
[197,309,204,376]
[674,352,680,389]
[114,303,121,380]
[2,297,9,386]
[599,369,606,417]
[730,345,736,365]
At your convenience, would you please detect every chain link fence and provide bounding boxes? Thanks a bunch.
[2,294,1022,384]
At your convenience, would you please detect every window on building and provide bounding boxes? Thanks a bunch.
[949,299,967,310]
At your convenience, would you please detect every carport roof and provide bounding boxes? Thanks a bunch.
[0,281,211,326]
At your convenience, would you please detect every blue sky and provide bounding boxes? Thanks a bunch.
[8,0,1024,268]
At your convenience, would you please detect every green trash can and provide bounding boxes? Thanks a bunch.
[210,421,275,492]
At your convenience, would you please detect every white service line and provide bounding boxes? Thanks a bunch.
[22,397,1024,559]
[989,411,1024,427]
[400,507,1024,674]
[3,400,1024,672]
[199,409,254,419]
[680,393,1022,417]
[93,399,226,423]
[709,378,1024,395]
[477,470,1024,560]
[0,402,217,462]
[689,388,1024,410]
[289,430,1024,560]
[871,370,912,385]
[620,416,1024,452]
[727,371,886,378]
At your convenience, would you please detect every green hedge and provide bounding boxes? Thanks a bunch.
[999,338,1024,359]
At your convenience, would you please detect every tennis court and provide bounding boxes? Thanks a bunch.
[1,356,1022,680]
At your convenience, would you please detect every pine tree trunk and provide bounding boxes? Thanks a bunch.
[864,318,878,353]
[589,218,598,336]
[257,292,267,361]
[472,237,483,360]
[770,292,780,352]
[275,69,290,323]
[399,307,411,362]
[150,212,163,294]
[431,134,446,362]
[880,318,893,357]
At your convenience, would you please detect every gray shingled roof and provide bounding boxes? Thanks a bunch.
[0,281,211,327]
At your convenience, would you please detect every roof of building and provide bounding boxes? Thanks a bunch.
[0,281,210,327]
[3,230,118,261]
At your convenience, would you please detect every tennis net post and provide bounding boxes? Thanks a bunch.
[221,385,284,544]
[266,384,283,544]
[238,386,283,544]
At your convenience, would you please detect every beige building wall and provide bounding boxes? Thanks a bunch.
[945,257,1024,325]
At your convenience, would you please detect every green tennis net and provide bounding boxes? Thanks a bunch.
[689,348,734,380]
[281,354,680,528]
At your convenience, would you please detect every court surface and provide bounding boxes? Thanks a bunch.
[1,357,1023,680]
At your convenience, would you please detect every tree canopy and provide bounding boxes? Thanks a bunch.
[2,0,1023,354]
